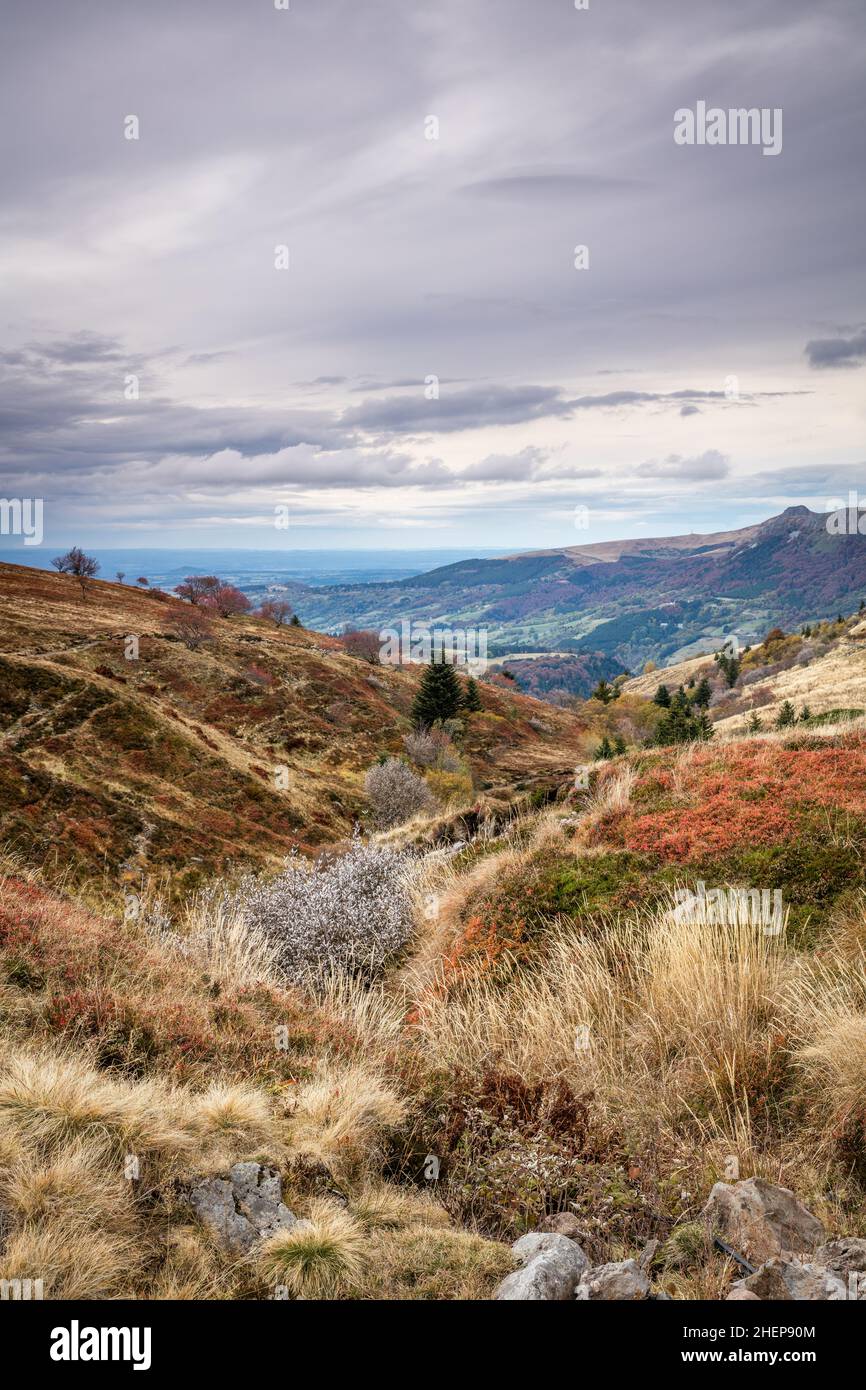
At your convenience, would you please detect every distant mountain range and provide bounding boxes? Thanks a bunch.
[290,507,866,672]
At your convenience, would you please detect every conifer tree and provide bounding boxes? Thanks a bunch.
[653,683,671,708]
[411,655,463,727]
[461,676,483,712]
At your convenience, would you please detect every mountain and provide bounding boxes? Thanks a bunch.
[290,507,866,669]
[0,561,588,896]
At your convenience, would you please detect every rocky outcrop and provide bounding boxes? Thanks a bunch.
[188,1162,298,1254]
[702,1177,825,1265]
[733,1256,846,1301]
[494,1232,590,1300]
[575,1259,651,1301]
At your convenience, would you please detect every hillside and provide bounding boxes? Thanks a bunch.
[0,562,587,897]
[624,615,866,735]
[1,712,864,1301]
[288,506,866,668]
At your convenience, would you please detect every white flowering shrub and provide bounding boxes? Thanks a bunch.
[364,757,436,829]
[234,834,415,983]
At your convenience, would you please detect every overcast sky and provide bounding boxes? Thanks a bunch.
[1,0,864,551]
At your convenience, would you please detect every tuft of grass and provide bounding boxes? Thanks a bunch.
[255,1199,367,1298]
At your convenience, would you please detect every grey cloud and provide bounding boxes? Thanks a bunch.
[805,328,866,369]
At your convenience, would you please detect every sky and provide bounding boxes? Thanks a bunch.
[1,0,864,553]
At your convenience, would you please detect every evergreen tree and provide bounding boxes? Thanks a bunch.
[653,683,671,708]
[595,735,613,760]
[747,711,762,733]
[776,700,797,729]
[799,704,812,723]
[411,655,463,727]
[591,679,614,704]
[461,676,483,713]
[290,614,301,626]
[613,733,626,755]
[693,676,712,708]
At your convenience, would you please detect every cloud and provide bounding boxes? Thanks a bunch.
[636,450,730,481]
[805,328,866,369]
[340,384,575,434]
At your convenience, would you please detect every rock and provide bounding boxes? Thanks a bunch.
[494,1232,590,1300]
[536,1212,585,1242]
[734,1256,846,1302]
[814,1237,866,1278]
[702,1178,824,1266]
[188,1162,297,1254]
[575,1258,651,1301]
[638,1238,660,1271]
[726,1287,761,1301]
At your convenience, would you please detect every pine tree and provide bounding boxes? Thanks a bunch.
[747,710,762,733]
[595,736,613,760]
[653,683,671,708]
[693,677,712,708]
[461,676,483,712]
[591,679,614,704]
[613,733,626,755]
[411,656,463,727]
[799,704,812,723]
[776,700,797,729]
[290,614,301,627]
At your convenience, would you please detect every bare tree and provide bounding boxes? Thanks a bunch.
[165,604,215,649]
[51,546,100,598]
[175,575,220,606]
[202,583,251,618]
[258,597,293,626]
[342,628,381,663]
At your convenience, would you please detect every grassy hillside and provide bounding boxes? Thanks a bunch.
[0,562,587,898]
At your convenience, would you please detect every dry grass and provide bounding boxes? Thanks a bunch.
[256,1199,368,1298]
[288,1062,408,1176]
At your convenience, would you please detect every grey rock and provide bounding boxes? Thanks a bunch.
[814,1237,866,1278]
[726,1287,761,1301]
[734,1256,846,1302]
[494,1232,590,1301]
[702,1178,825,1266]
[575,1258,651,1301]
[188,1162,296,1254]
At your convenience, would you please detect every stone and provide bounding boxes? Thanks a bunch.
[702,1178,824,1266]
[188,1162,297,1254]
[734,1256,846,1302]
[494,1232,589,1300]
[726,1287,761,1301]
[814,1237,866,1278]
[536,1212,585,1242]
[575,1258,651,1301]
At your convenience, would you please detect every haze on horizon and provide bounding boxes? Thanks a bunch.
[1,0,864,554]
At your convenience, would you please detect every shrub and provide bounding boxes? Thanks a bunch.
[402,726,459,771]
[342,629,381,663]
[234,834,415,983]
[365,758,436,829]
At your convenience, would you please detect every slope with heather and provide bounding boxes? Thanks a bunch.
[0,562,587,896]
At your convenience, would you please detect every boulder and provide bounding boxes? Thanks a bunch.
[536,1212,585,1242]
[702,1178,824,1266]
[188,1162,297,1254]
[734,1256,846,1302]
[494,1232,589,1301]
[814,1237,866,1278]
[575,1258,651,1301]
[726,1287,760,1301]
